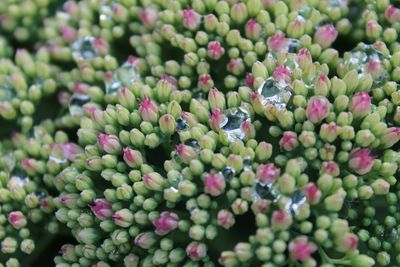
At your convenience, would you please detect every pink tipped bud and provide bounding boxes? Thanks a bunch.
[349,148,374,175]
[63,142,83,161]
[8,211,27,229]
[365,59,384,79]
[186,242,207,261]
[314,73,330,94]
[139,97,159,123]
[256,163,280,184]
[245,19,262,39]
[208,87,226,109]
[183,9,201,30]
[89,199,113,220]
[306,96,331,124]
[241,121,255,139]
[217,210,235,229]
[279,131,299,151]
[251,199,271,214]
[380,127,400,148]
[273,65,291,83]
[61,26,77,43]
[268,33,287,53]
[134,232,157,249]
[289,236,317,262]
[336,233,359,252]
[314,24,338,49]
[60,194,79,208]
[245,73,254,87]
[139,8,158,28]
[204,172,226,197]
[296,48,312,68]
[123,147,143,168]
[208,41,225,60]
[176,144,197,164]
[321,161,340,177]
[58,91,71,105]
[93,38,108,55]
[210,108,225,131]
[320,122,340,143]
[271,210,293,231]
[98,133,121,154]
[349,92,371,118]
[385,5,400,23]
[153,212,179,235]
[142,172,164,191]
[198,73,214,91]
[112,209,133,228]
[303,183,321,205]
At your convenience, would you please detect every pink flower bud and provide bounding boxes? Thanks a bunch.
[349,92,371,118]
[314,24,338,49]
[93,38,108,55]
[142,172,164,191]
[98,133,121,154]
[198,73,214,91]
[314,73,330,93]
[123,147,143,168]
[288,236,317,262]
[63,142,83,161]
[273,65,291,84]
[279,131,299,151]
[380,127,400,148]
[306,96,331,124]
[139,96,159,123]
[204,173,226,197]
[303,183,321,205]
[320,122,340,143]
[296,48,312,69]
[365,59,385,79]
[385,5,400,23]
[251,199,271,214]
[348,148,374,175]
[153,212,179,235]
[74,83,89,94]
[183,9,201,30]
[208,41,225,60]
[186,242,207,261]
[268,33,287,53]
[139,8,158,28]
[209,108,225,131]
[208,87,225,109]
[321,161,340,177]
[61,26,77,43]
[271,210,293,231]
[245,73,254,87]
[8,211,27,229]
[134,232,157,249]
[241,121,255,139]
[58,92,71,105]
[217,210,235,229]
[112,209,133,227]
[256,163,280,184]
[176,144,197,164]
[245,19,262,39]
[89,199,113,220]
[336,233,359,252]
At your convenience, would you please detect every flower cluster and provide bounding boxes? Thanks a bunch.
[1,0,400,267]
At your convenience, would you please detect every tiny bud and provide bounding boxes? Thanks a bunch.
[113,209,134,228]
[183,9,201,31]
[256,163,280,184]
[288,236,317,262]
[134,232,157,249]
[204,173,226,197]
[306,96,331,124]
[89,199,113,220]
[186,242,207,261]
[271,210,292,231]
[159,114,176,135]
[349,92,371,118]
[153,212,179,236]
[123,148,143,168]
[217,210,235,229]
[314,25,338,49]
[208,41,225,60]
[142,172,165,191]
[98,134,121,154]
[348,148,374,175]
[139,97,159,123]
[8,211,27,229]
[279,131,299,151]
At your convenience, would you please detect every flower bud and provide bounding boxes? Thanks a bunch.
[371,178,390,195]
[208,41,225,60]
[183,9,202,31]
[186,242,207,261]
[217,210,235,229]
[268,33,287,53]
[314,25,338,49]
[245,19,262,40]
[324,188,346,212]
[77,228,100,245]
[139,97,159,123]
[176,144,197,164]
[123,148,143,168]
[288,236,317,262]
[351,255,375,267]
[380,127,400,148]
[256,163,280,184]
[198,73,214,92]
[348,148,374,175]
[113,209,134,228]
[142,172,165,191]
[234,242,253,262]
[204,173,226,197]
[134,232,157,249]
[271,210,292,231]
[98,134,121,154]
[231,3,248,24]
[335,233,358,253]
[208,88,226,109]
[153,212,179,236]
[139,8,158,29]
[304,182,322,205]
[279,131,299,151]
[1,237,17,254]
[89,199,112,221]
[306,96,331,124]
[8,211,27,229]
[349,92,371,118]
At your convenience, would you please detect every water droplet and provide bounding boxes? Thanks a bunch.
[285,191,307,215]
[35,191,47,200]
[0,82,14,102]
[298,7,313,18]
[8,167,30,188]
[104,58,141,96]
[169,175,183,192]
[71,36,98,61]
[286,39,302,53]
[251,182,281,202]
[329,0,347,8]
[219,107,250,142]
[49,144,68,164]
[192,90,205,99]
[223,166,235,180]
[69,93,90,116]
[243,157,252,171]
[257,78,292,109]
[176,118,188,131]
[184,138,200,149]
[99,3,113,22]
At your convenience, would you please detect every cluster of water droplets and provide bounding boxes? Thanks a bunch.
[219,107,251,142]
[71,36,98,61]
[8,166,30,188]
[104,58,141,96]
[257,78,293,110]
